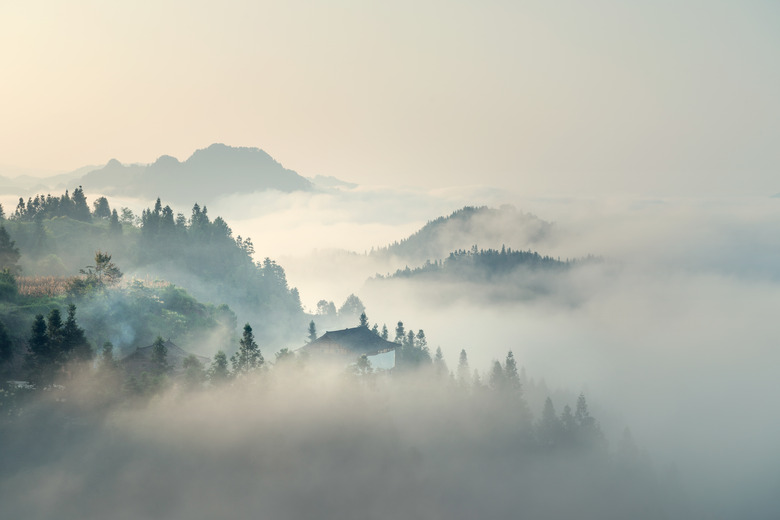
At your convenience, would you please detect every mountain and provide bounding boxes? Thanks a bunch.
[77,143,313,203]
[372,205,553,264]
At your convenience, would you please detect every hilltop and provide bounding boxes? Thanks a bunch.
[76,143,313,203]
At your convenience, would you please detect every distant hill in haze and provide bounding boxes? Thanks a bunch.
[76,143,313,203]
[372,205,552,264]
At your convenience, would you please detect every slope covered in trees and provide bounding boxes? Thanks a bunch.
[372,205,552,263]
[3,188,304,345]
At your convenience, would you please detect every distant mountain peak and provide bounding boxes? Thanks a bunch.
[105,158,123,168]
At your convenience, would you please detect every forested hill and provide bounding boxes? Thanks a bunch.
[376,246,569,282]
[77,143,312,203]
[372,206,552,264]
[4,188,304,346]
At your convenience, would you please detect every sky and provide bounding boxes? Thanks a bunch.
[1,0,778,196]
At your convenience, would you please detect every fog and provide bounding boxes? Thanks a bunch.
[205,189,780,517]
[1,365,687,520]
[1,180,778,517]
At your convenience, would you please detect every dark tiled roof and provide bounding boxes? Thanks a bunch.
[299,326,398,356]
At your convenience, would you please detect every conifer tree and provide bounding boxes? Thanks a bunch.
[0,225,21,275]
[381,324,389,340]
[308,320,317,342]
[456,349,471,386]
[359,312,369,328]
[394,321,405,344]
[504,351,521,392]
[0,319,12,365]
[231,323,263,375]
[489,360,505,391]
[62,304,92,362]
[433,347,448,378]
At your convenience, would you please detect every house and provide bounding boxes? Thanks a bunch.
[297,326,398,370]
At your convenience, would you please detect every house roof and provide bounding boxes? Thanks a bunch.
[298,326,398,357]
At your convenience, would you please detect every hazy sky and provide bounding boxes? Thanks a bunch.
[1,1,778,196]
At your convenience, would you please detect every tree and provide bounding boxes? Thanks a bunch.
[371,323,379,336]
[25,314,53,386]
[415,330,427,349]
[381,324,389,340]
[62,304,92,362]
[79,251,122,289]
[209,350,230,383]
[182,354,206,390]
[537,397,562,447]
[504,351,521,392]
[353,354,373,376]
[231,323,263,375]
[307,320,317,342]
[109,209,122,234]
[338,294,365,317]
[394,321,405,345]
[0,319,12,365]
[120,207,135,225]
[71,186,92,221]
[359,312,369,328]
[316,300,337,316]
[456,349,471,386]
[489,360,505,391]
[92,196,111,218]
[433,347,448,378]
[151,336,171,375]
[0,225,21,275]
[275,348,295,365]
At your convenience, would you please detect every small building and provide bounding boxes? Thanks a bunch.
[297,326,398,370]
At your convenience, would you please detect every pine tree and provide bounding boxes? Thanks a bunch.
[371,323,379,336]
[433,347,448,378]
[359,312,369,328]
[109,209,122,234]
[25,314,53,386]
[456,349,471,386]
[537,397,562,447]
[0,225,21,275]
[0,319,12,365]
[489,360,505,391]
[504,351,521,392]
[381,324,389,340]
[307,320,317,342]
[62,304,92,362]
[394,321,405,344]
[231,323,263,375]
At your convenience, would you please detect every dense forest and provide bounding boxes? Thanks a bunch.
[372,205,552,263]
[2,186,304,346]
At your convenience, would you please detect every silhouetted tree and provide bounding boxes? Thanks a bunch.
[209,351,230,383]
[308,320,317,342]
[151,336,170,375]
[231,323,263,375]
[457,349,471,386]
[359,312,369,327]
[92,196,111,218]
[0,320,12,365]
[0,225,21,275]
